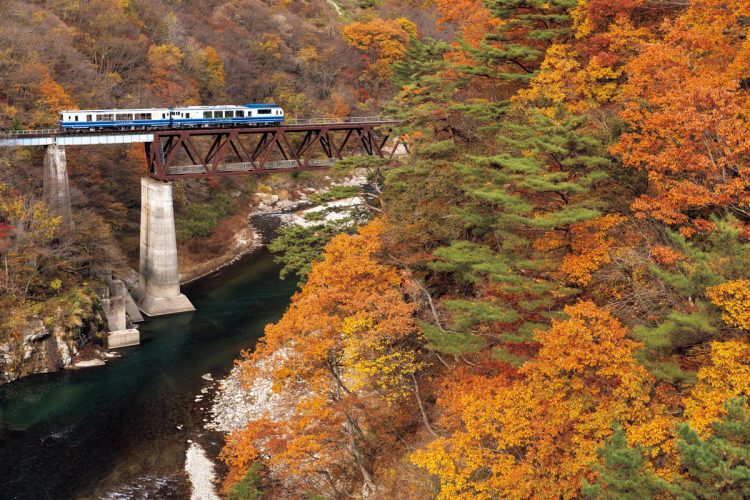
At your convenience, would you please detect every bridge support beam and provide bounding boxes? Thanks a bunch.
[43,145,74,233]
[132,177,194,317]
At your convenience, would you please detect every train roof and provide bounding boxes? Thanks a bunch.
[60,108,169,113]
[59,104,281,113]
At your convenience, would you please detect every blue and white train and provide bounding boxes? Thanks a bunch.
[59,104,285,130]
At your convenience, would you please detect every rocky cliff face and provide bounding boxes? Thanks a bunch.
[0,320,78,384]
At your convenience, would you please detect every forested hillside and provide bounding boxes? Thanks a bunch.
[0,0,438,381]
[3,0,750,497]
[221,0,750,498]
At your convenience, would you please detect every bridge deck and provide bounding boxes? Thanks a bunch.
[0,117,405,179]
[0,117,399,147]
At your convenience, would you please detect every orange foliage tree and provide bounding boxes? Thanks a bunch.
[147,43,197,105]
[435,0,500,48]
[221,220,427,497]
[412,301,669,498]
[342,17,416,97]
[612,0,750,235]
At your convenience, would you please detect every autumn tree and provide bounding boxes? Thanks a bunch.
[684,340,750,436]
[585,398,750,498]
[412,301,667,498]
[0,182,62,297]
[612,0,750,236]
[147,43,197,105]
[342,17,416,101]
[191,46,226,102]
[222,220,428,497]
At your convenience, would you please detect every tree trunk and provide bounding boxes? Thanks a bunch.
[410,373,440,439]
[344,415,377,497]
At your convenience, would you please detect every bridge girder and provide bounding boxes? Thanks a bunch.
[144,122,403,180]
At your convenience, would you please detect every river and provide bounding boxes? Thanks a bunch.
[0,250,298,499]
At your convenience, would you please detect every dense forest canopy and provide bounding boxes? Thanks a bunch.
[3,0,750,498]
[220,0,750,498]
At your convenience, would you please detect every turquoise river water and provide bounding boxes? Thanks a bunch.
[0,250,297,499]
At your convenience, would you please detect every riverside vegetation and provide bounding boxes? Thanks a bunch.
[219,0,750,498]
[2,0,750,498]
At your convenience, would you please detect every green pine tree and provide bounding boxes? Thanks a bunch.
[463,0,575,82]
[226,462,266,500]
[635,216,750,382]
[672,398,750,499]
[582,425,672,499]
[584,400,750,499]
[423,107,609,360]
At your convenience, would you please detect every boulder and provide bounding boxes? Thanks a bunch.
[22,320,50,344]
[255,192,279,205]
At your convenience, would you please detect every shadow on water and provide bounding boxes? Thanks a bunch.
[0,250,298,500]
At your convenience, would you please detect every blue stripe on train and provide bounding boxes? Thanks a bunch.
[59,117,284,129]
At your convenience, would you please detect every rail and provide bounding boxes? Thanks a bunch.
[2,128,60,137]
[284,116,398,126]
[0,116,399,138]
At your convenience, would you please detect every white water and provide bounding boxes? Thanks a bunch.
[185,443,220,500]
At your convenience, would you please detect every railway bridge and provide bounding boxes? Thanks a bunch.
[0,118,403,329]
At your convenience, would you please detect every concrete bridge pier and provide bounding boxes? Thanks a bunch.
[43,145,74,232]
[102,279,140,349]
[132,177,195,317]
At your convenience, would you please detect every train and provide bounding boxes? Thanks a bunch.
[58,104,285,130]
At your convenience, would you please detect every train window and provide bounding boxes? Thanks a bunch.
[74,116,79,121]
[185,113,191,119]
[215,111,223,118]
[97,114,114,121]
[236,111,244,118]
[204,112,212,118]
[225,111,234,118]
[258,109,272,115]
[86,115,92,121]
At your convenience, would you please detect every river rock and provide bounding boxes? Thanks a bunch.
[255,193,279,205]
[74,359,105,368]
[201,373,214,381]
[276,200,297,211]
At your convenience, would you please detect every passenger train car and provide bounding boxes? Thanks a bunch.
[59,104,284,130]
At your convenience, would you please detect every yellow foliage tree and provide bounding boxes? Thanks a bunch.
[706,280,750,332]
[412,301,669,498]
[342,18,414,83]
[684,340,750,436]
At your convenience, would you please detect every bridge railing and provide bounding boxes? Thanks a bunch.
[0,117,399,139]
[2,129,60,137]
[283,116,398,126]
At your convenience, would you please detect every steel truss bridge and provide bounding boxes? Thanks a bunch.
[0,117,404,180]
